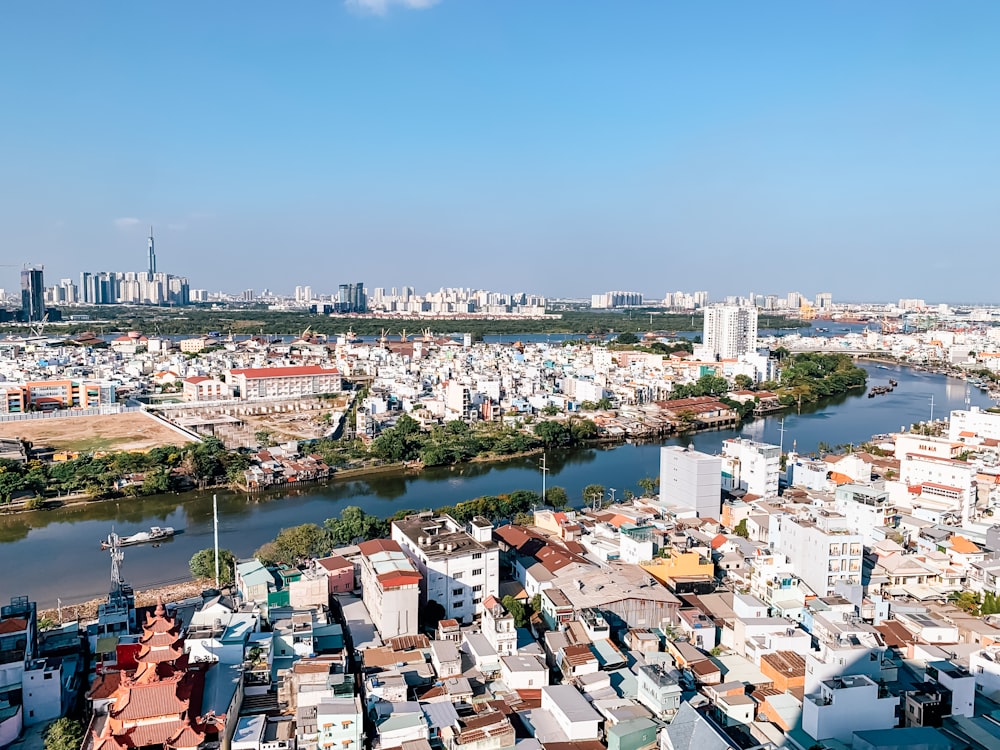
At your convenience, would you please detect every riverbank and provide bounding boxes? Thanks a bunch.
[38,579,214,625]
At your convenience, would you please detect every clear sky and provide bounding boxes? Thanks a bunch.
[1,1,998,302]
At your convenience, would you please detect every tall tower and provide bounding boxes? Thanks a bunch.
[20,266,44,323]
[147,226,156,277]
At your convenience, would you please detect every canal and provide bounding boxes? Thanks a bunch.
[2,363,992,608]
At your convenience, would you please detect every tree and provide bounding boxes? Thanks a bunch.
[545,486,569,509]
[141,467,172,495]
[541,404,560,416]
[734,519,749,539]
[534,421,571,447]
[325,506,386,545]
[189,548,236,586]
[637,476,658,497]
[501,595,529,627]
[271,523,332,564]
[583,483,605,508]
[733,374,754,391]
[44,718,84,750]
[614,332,639,345]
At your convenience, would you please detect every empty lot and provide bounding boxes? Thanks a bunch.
[0,412,195,452]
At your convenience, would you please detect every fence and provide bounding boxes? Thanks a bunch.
[0,405,141,423]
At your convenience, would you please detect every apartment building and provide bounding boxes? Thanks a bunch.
[356,539,422,639]
[720,438,781,498]
[391,513,499,624]
[228,365,342,399]
[659,445,722,518]
[1,379,105,413]
[772,511,863,597]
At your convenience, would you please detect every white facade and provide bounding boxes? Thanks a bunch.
[802,675,897,744]
[540,685,602,741]
[391,514,500,624]
[500,654,548,690]
[21,659,61,727]
[659,446,722,518]
[834,484,895,546]
[481,596,517,657]
[721,438,780,498]
[703,304,758,360]
[950,406,1000,442]
[772,512,863,597]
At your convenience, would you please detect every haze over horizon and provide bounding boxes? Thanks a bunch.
[2,2,998,302]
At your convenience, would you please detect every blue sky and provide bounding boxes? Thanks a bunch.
[1,1,998,302]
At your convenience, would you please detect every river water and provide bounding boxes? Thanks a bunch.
[3,362,991,608]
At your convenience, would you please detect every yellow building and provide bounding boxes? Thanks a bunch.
[641,548,714,585]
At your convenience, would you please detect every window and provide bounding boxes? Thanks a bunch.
[453,588,463,596]
[473,597,482,604]
[454,572,463,579]
[473,552,483,559]
[454,601,464,609]
[473,568,483,576]
[473,584,482,592]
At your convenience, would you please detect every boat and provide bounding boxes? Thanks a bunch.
[101,526,175,549]
[876,365,890,370]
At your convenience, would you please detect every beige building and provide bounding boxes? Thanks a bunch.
[228,365,342,399]
[357,539,422,639]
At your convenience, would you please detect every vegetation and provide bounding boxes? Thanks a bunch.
[44,718,84,750]
[4,305,810,338]
[772,352,867,405]
[0,437,251,505]
[189,548,237,586]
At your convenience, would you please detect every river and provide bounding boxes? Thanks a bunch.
[2,362,992,608]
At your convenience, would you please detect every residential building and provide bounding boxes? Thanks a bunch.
[659,446,722,518]
[772,511,863,597]
[702,304,758,360]
[182,377,230,402]
[228,366,342,400]
[802,675,898,744]
[835,483,895,546]
[540,685,602,741]
[720,438,780,498]
[480,596,516,657]
[357,539,422,639]
[392,513,499,624]
[635,663,682,720]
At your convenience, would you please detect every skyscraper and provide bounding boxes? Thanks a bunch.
[703,303,758,360]
[147,226,156,277]
[20,266,45,323]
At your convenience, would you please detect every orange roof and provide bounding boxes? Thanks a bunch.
[0,618,27,635]
[830,471,853,485]
[949,535,981,554]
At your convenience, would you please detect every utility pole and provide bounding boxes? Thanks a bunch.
[540,454,549,505]
[929,394,935,423]
[778,417,787,453]
[213,494,220,588]
[608,487,616,506]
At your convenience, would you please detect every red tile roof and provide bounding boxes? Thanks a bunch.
[229,365,339,379]
[0,618,27,635]
[358,538,404,556]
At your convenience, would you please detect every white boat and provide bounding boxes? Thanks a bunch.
[101,526,175,549]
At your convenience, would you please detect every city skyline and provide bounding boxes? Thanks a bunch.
[2,3,999,300]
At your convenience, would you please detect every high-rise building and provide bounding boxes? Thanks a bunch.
[147,226,156,276]
[659,445,722,518]
[20,266,44,322]
[702,304,758,360]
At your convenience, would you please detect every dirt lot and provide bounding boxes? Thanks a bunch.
[0,412,195,452]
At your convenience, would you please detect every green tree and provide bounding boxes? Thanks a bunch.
[734,519,749,539]
[637,476,659,496]
[325,506,386,545]
[271,523,332,563]
[614,332,639,345]
[545,486,569,509]
[541,404,560,416]
[733,374,754,391]
[501,595,529,627]
[141,467,172,495]
[531,593,542,615]
[44,718,84,750]
[596,396,613,410]
[189,548,236,586]
[583,483,606,508]
[534,421,571,446]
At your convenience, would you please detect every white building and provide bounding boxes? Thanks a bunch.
[480,595,517,657]
[703,304,758,360]
[802,675,897,744]
[834,484,895,546]
[357,539,422,638]
[950,406,1000,442]
[659,446,722,518]
[392,514,500,624]
[500,654,547,691]
[540,685,602,741]
[720,438,781,498]
[772,511,863,597]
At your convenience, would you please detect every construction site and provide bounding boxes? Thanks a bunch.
[152,394,352,449]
